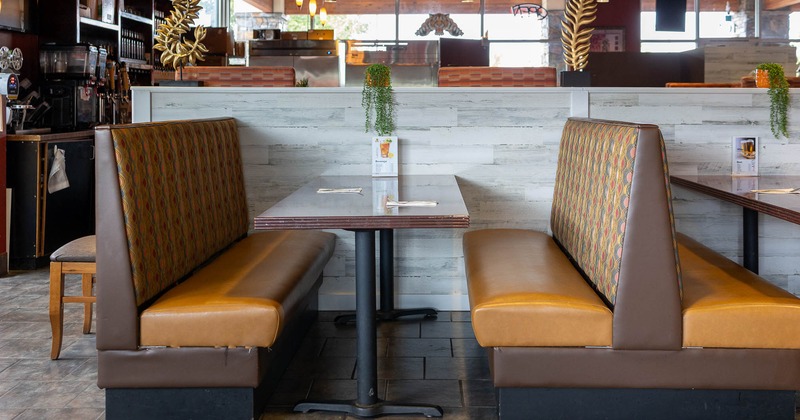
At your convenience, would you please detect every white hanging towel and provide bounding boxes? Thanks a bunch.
[48,146,70,193]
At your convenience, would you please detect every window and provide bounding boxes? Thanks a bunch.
[198,0,221,27]
[219,0,550,65]
[640,0,748,53]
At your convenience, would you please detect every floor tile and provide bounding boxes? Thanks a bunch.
[59,336,98,359]
[0,322,53,339]
[11,408,104,420]
[0,339,53,359]
[387,338,452,358]
[421,322,475,339]
[376,321,421,338]
[426,357,490,380]
[0,409,24,420]
[265,377,313,407]
[461,380,497,407]
[451,338,486,358]
[0,359,85,381]
[353,358,424,380]
[386,379,462,407]
[0,381,95,409]
[65,383,105,409]
[450,312,472,322]
[320,338,389,358]
[308,322,357,339]
[284,357,355,380]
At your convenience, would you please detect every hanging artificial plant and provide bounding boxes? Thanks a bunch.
[362,63,396,136]
[561,0,597,71]
[756,63,790,139]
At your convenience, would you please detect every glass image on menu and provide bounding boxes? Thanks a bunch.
[731,136,758,176]
[372,136,398,177]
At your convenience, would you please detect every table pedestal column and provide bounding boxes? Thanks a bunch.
[335,229,437,325]
[743,208,759,274]
[294,230,443,417]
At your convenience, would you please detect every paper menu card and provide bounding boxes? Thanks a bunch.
[732,136,758,176]
[372,136,398,177]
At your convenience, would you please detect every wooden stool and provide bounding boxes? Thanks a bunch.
[49,235,96,360]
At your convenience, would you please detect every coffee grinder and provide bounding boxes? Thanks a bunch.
[39,43,100,132]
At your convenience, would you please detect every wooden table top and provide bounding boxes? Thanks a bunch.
[670,175,800,225]
[254,175,470,230]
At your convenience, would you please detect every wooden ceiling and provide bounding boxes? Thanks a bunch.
[245,0,800,15]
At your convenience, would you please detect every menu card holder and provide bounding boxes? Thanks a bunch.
[372,136,398,177]
[732,136,758,176]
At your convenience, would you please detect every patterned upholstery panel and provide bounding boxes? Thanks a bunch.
[550,119,639,305]
[438,67,557,87]
[111,118,249,306]
[177,66,296,87]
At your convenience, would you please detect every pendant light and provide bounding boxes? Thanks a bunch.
[309,0,317,17]
[320,7,328,25]
[296,0,303,9]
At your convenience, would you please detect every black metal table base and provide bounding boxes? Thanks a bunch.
[335,308,438,325]
[335,229,438,325]
[743,207,759,274]
[294,399,443,418]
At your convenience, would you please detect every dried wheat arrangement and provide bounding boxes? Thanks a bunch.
[561,0,597,71]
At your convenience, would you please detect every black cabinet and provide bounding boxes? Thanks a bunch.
[6,131,94,269]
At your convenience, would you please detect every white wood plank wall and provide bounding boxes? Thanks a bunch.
[133,87,800,309]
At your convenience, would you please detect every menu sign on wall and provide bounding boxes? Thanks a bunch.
[372,136,398,177]
[732,136,758,176]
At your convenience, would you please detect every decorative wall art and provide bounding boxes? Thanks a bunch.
[590,28,625,52]
[415,13,464,36]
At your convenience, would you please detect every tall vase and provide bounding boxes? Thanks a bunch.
[755,69,770,88]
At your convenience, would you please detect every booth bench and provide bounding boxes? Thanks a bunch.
[95,118,336,419]
[464,118,800,419]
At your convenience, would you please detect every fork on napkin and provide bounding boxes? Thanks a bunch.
[385,200,438,207]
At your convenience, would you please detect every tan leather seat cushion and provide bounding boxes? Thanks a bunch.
[140,230,335,348]
[464,229,613,347]
[680,233,800,349]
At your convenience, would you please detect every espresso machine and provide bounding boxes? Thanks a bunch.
[39,43,100,132]
[0,46,39,133]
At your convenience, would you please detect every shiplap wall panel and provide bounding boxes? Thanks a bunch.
[134,87,800,309]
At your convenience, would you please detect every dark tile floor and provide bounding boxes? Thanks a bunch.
[0,268,498,419]
[261,311,498,419]
[4,269,800,420]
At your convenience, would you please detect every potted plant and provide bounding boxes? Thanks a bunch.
[362,63,395,136]
[363,64,398,176]
[755,63,790,139]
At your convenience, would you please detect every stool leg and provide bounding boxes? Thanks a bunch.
[49,262,65,360]
[81,274,94,334]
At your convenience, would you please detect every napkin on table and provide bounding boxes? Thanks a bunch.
[385,200,438,207]
[317,188,363,194]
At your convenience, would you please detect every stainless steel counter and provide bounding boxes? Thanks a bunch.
[248,40,339,87]
[344,40,439,87]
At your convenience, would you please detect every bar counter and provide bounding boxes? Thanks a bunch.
[132,86,800,309]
